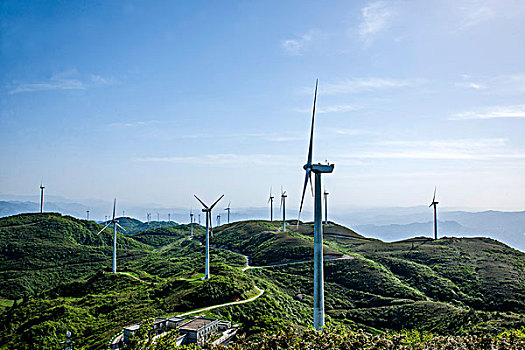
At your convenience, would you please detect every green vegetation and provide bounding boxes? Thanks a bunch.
[0,214,524,349]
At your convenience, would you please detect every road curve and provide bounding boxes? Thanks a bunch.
[176,286,264,317]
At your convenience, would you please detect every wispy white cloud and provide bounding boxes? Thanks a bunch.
[294,104,362,114]
[339,138,525,161]
[452,104,525,119]
[359,1,394,43]
[9,79,86,94]
[458,2,495,28]
[457,0,525,29]
[8,70,116,94]
[319,77,414,95]
[455,81,485,90]
[281,33,312,55]
[134,153,294,167]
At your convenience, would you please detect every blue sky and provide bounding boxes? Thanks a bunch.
[1,0,525,214]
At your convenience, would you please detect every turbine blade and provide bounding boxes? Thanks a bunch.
[116,223,126,231]
[306,79,318,167]
[112,198,116,221]
[209,194,224,210]
[298,169,310,220]
[96,223,111,235]
[194,195,209,209]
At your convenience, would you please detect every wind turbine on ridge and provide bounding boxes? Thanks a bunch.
[323,186,329,226]
[298,79,334,330]
[280,187,287,232]
[217,214,221,226]
[224,201,231,224]
[268,187,274,221]
[96,198,126,274]
[39,182,45,213]
[194,194,224,279]
[430,187,439,240]
[190,209,194,238]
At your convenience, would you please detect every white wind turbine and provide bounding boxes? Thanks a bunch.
[297,80,334,330]
[97,198,126,274]
[194,194,224,279]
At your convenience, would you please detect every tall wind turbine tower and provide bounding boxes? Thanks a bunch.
[168,213,171,222]
[298,80,334,330]
[86,210,90,220]
[224,202,231,224]
[268,188,274,221]
[217,214,221,226]
[430,188,439,240]
[323,187,329,225]
[39,183,45,213]
[198,214,201,225]
[194,194,224,279]
[190,210,194,238]
[280,187,287,232]
[97,199,126,274]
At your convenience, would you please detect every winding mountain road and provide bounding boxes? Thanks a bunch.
[176,286,265,317]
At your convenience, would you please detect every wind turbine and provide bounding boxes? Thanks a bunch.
[198,214,201,225]
[194,194,224,279]
[268,187,274,221]
[39,182,45,213]
[298,79,334,330]
[430,187,439,240]
[168,213,171,222]
[323,187,329,226]
[96,198,126,274]
[217,214,221,226]
[280,187,287,232]
[190,210,194,238]
[224,201,231,224]
[86,210,90,220]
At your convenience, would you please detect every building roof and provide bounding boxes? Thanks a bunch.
[167,316,185,322]
[179,318,216,331]
[123,323,141,331]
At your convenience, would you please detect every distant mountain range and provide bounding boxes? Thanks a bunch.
[0,195,523,251]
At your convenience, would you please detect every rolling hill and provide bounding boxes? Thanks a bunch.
[0,214,524,349]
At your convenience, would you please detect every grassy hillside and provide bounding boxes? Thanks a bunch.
[0,213,150,299]
[111,217,179,235]
[0,265,255,350]
[1,215,524,349]
[202,220,343,266]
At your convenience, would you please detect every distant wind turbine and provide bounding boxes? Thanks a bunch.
[268,187,274,221]
[168,213,171,222]
[430,187,439,240]
[280,187,287,232]
[217,214,221,226]
[297,79,334,330]
[97,198,126,274]
[39,182,45,213]
[194,194,224,279]
[86,210,90,220]
[323,187,329,225]
[190,210,194,238]
[224,201,231,224]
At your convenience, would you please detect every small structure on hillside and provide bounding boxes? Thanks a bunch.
[110,315,237,349]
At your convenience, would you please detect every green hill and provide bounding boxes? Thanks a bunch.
[0,215,524,349]
[0,213,150,300]
[110,217,179,235]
